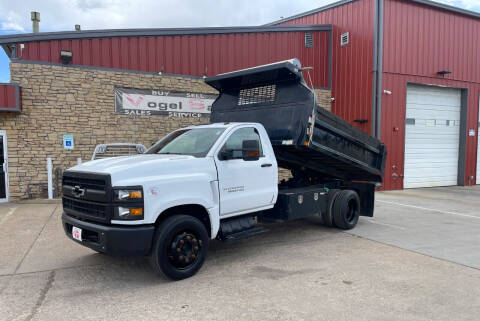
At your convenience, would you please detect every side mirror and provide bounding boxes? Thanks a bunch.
[242,140,260,161]
[219,149,233,160]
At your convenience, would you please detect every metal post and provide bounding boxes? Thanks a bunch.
[77,157,82,165]
[47,158,53,199]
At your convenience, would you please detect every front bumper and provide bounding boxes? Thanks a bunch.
[62,212,155,256]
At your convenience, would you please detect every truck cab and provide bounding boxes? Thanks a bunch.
[62,122,278,279]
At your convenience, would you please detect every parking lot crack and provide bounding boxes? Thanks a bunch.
[25,270,55,321]
[13,204,58,275]
[0,205,58,296]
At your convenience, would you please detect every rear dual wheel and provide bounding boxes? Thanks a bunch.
[325,189,360,230]
[149,215,209,280]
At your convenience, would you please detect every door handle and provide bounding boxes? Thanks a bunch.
[261,163,272,167]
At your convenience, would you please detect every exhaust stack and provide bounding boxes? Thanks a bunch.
[31,11,40,33]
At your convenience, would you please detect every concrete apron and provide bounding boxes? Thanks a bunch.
[350,186,480,269]
[0,187,479,320]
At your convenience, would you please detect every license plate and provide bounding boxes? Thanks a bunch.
[72,226,82,242]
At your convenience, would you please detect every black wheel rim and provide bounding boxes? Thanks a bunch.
[168,231,202,269]
[345,199,358,223]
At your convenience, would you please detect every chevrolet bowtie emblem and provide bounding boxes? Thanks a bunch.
[72,185,85,198]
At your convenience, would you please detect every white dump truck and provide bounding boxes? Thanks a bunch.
[61,59,386,280]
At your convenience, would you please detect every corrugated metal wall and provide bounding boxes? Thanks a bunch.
[0,84,18,110]
[278,0,480,189]
[280,0,375,133]
[382,0,480,188]
[383,0,480,82]
[17,31,330,88]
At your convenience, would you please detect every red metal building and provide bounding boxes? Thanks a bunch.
[0,26,331,88]
[269,0,480,190]
[0,0,479,190]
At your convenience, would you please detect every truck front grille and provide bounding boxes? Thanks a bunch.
[63,198,107,220]
[62,175,106,191]
[62,171,112,223]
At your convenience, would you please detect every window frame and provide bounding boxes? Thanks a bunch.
[217,126,264,161]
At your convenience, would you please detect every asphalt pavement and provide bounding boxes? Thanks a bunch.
[1,187,479,320]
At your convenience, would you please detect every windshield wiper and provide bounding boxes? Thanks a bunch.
[157,152,184,155]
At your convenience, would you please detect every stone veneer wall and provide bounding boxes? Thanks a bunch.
[2,62,331,201]
[313,88,332,112]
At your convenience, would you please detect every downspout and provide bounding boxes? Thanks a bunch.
[371,0,380,136]
[376,0,384,139]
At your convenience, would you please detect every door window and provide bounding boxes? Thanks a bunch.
[220,127,263,159]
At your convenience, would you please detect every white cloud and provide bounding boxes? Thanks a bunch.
[1,11,25,32]
[0,1,478,34]
[434,0,480,10]
[0,0,335,33]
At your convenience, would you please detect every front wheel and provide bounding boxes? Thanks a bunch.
[332,190,360,230]
[149,215,209,280]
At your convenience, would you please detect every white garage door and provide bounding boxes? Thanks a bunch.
[404,84,461,188]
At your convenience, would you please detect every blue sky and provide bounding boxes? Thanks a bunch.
[0,30,12,83]
[0,0,479,83]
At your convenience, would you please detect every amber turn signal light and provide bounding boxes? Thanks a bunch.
[129,191,142,199]
[129,208,143,216]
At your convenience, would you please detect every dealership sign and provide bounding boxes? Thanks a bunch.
[115,88,217,118]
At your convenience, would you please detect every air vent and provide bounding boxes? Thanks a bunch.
[238,85,276,106]
[305,33,313,48]
[341,32,349,46]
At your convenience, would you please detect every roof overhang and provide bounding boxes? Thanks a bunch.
[0,25,332,47]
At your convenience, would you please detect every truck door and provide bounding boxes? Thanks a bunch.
[215,126,275,216]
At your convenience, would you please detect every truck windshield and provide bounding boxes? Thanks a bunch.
[145,128,226,157]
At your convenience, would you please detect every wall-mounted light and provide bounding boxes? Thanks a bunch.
[437,70,452,76]
[60,50,73,64]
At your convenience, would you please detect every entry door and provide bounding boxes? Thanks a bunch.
[215,127,275,216]
[0,131,8,201]
[404,84,461,188]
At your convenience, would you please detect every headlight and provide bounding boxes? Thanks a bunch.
[113,187,144,220]
[114,188,143,201]
[114,206,144,220]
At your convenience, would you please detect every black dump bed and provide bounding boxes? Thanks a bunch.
[205,59,386,183]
